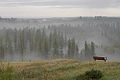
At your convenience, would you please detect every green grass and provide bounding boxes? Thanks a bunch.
[1,59,120,80]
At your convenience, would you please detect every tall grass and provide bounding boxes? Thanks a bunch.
[0,60,120,80]
[0,62,18,80]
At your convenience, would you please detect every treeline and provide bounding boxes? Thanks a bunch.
[0,27,79,61]
[80,41,95,60]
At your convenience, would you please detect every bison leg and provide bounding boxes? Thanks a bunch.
[94,59,96,61]
[104,59,106,62]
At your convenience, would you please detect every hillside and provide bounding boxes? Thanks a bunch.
[2,59,120,80]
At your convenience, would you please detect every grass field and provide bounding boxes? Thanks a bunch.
[0,59,120,80]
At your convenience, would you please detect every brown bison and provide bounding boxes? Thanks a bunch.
[93,56,107,62]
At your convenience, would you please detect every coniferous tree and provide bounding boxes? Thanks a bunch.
[67,39,71,58]
[0,27,72,60]
[85,41,89,57]
[18,29,25,61]
[42,37,49,58]
[52,36,59,57]
[0,38,5,61]
[91,42,95,56]
[75,45,79,58]
[13,28,18,52]
[67,38,78,58]
[84,41,96,59]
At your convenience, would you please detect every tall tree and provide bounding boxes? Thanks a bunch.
[91,42,95,56]
[18,29,25,61]
[67,38,78,58]
[84,41,89,57]
[0,38,5,61]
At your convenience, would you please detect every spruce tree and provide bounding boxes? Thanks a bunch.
[91,42,95,56]
[85,41,88,57]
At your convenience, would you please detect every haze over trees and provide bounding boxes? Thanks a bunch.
[0,17,120,61]
[0,27,80,61]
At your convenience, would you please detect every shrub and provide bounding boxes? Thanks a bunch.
[85,69,103,80]
[76,69,103,80]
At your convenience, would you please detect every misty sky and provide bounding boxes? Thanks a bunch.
[0,0,120,18]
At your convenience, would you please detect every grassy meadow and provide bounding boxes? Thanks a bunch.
[0,59,120,80]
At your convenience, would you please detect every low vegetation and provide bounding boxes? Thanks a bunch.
[0,59,120,80]
[76,69,103,80]
[0,63,18,80]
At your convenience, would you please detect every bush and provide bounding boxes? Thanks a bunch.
[76,69,103,80]
[85,69,103,80]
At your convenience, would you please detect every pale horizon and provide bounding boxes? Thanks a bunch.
[0,0,120,18]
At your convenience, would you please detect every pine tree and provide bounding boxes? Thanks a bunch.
[75,44,79,58]
[0,38,5,61]
[91,42,95,56]
[84,41,88,57]
[13,28,18,52]
[52,29,59,57]
[67,38,78,58]
[67,39,71,58]
[18,29,25,61]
